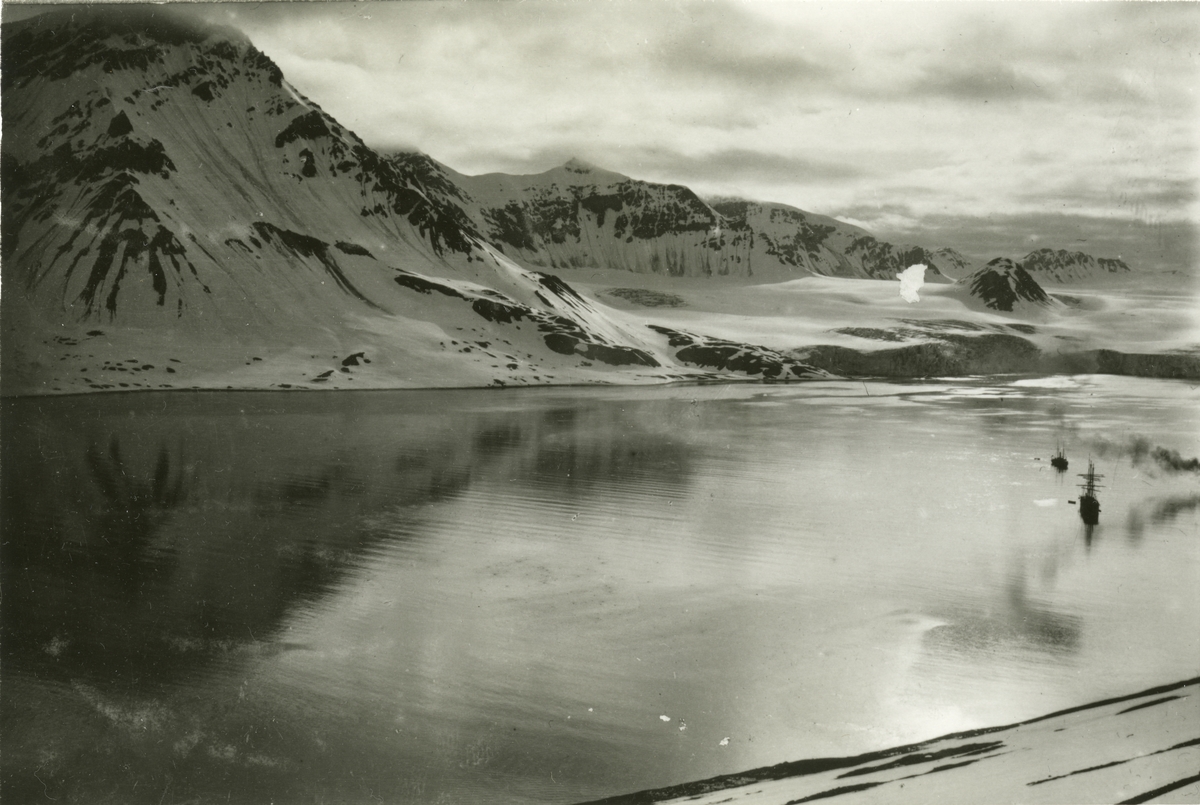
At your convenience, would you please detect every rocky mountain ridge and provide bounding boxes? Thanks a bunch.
[1,7,833,394]
[1020,248,1131,283]
[1,6,1168,396]
[388,152,973,282]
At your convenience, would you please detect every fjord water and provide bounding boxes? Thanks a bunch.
[3,378,1198,804]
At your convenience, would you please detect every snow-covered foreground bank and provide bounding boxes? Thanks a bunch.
[585,677,1200,805]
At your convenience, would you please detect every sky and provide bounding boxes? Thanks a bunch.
[8,1,1200,269]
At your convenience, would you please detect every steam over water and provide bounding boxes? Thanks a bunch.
[2,377,1198,804]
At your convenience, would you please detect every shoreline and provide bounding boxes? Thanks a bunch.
[581,677,1200,805]
[4,353,1197,399]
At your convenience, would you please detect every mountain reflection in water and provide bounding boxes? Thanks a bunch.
[1,380,1197,805]
[1,392,692,697]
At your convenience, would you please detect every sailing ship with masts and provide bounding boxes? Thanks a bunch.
[1078,460,1103,525]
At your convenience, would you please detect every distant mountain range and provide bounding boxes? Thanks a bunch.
[0,7,1147,394]
[1019,248,1131,283]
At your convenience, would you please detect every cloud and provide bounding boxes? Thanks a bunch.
[906,63,1055,102]
[1117,177,1199,209]
[1012,176,1198,215]
[823,201,927,234]
[648,3,834,93]
[828,3,1198,110]
[989,139,1199,227]
[659,43,828,90]
[629,148,864,185]
[421,144,863,196]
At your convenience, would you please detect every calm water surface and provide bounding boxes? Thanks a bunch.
[3,377,1198,803]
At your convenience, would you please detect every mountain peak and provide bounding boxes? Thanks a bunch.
[963,258,1051,311]
[526,158,629,186]
[3,5,247,47]
[2,5,258,93]
[561,157,597,174]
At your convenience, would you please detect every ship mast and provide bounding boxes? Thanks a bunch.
[1078,460,1104,497]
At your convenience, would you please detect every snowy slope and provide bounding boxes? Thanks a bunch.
[2,7,477,330]
[1,7,826,395]
[585,677,1200,805]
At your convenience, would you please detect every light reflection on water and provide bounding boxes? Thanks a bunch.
[2,377,1198,804]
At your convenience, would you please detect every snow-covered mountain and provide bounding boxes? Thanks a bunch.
[1020,248,1131,283]
[960,258,1054,312]
[1,7,828,394]
[707,199,970,280]
[389,153,969,282]
[4,7,1161,397]
[3,7,477,329]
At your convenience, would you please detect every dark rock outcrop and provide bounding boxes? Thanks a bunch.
[795,338,1200,381]
[963,259,1052,312]
[797,333,1043,377]
[648,325,826,380]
